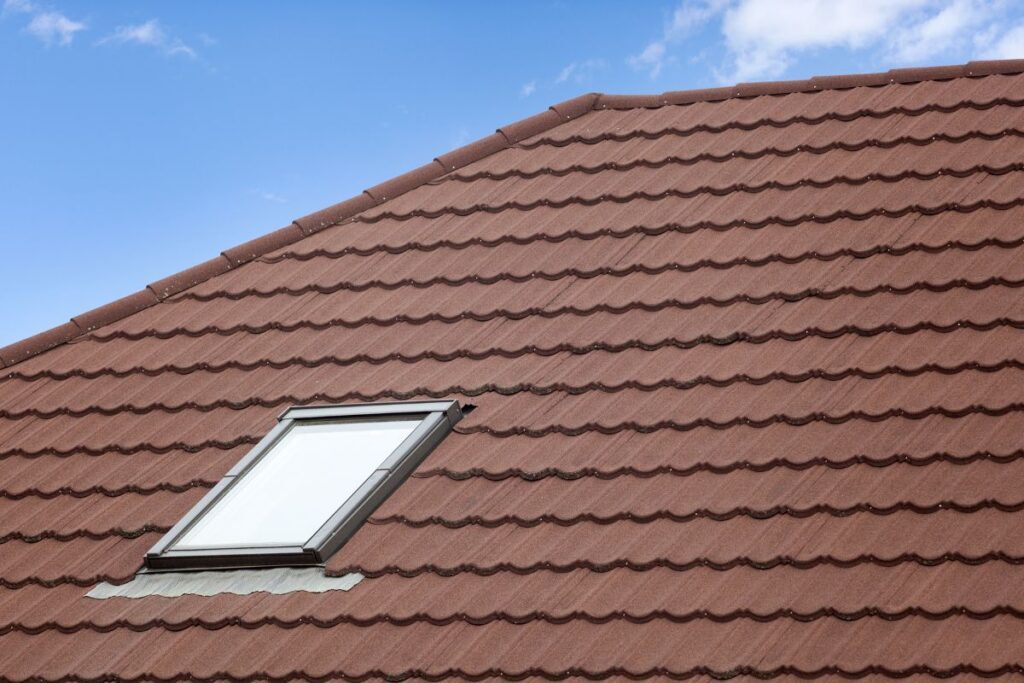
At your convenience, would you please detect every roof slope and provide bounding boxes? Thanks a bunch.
[3,60,1024,680]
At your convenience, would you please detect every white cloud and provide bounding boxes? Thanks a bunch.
[248,189,287,204]
[722,0,927,54]
[981,22,1024,58]
[98,19,195,58]
[719,0,934,80]
[25,9,82,45]
[633,0,1022,84]
[889,2,970,61]
[3,0,85,46]
[629,0,728,78]
[3,0,35,13]
[890,0,993,63]
[668,0,730,36]
[628,41,668,78]
[167,41,196,58]
[555,59,606,84]
[520,81,536,97]
[105,19,162,45]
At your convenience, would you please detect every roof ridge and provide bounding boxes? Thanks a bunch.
[3,58,1022,370]
[596,59,1024,108]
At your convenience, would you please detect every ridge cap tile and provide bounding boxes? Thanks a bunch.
[808,71,891,90]
[364,161,448,203]
[4,58,1023,369]
[434,133,510,173]
[220,224,304,267]
[887,64,966,83]
[595,93,665,109]
[70,290,159,334]
[966,58,1024,75]
[0,321,80,369]
[497,108,564,145]
[733,79,811,97]
[549,93,601,120]
[664,86,735,105]
[292,192,377,234]
[146,256,232,301]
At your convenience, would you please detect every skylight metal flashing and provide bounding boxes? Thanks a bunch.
[145,401,462,571]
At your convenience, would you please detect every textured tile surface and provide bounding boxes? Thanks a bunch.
[3,65,1024,680]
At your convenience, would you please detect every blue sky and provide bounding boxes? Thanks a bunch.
[1,0,1022,347]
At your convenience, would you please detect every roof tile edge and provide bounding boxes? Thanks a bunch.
[2,59,1023,369]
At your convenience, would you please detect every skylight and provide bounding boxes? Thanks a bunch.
[145,401,463,570]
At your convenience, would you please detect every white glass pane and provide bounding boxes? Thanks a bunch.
[174,418,421,548]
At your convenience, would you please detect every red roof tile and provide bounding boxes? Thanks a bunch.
[3,60,1024,680]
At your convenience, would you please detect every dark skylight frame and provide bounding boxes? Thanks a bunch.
[145,401,463,571]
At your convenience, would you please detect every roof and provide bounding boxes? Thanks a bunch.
[2,58,1024,680]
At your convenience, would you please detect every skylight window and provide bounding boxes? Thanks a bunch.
[145,401,462,571]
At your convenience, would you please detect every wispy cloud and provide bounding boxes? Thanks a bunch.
[555,58,606,84]
[98,19,195,58]
[259,192,287,204]
[628,41,668,78]
[887,0,990,62]
[630,0,1023,83]
[3,0,85,46]
[628,0,728,78]
[520,81,536,97]
[26,10,83,45]
[3,0,34,13]
[248,188,287,204]
[982,22,1024,58]
[3,3,209,60]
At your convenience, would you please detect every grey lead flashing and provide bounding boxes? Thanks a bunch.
[145,400,463,571]
[87,568,364,599]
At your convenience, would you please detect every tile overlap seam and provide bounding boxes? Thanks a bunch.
[258,194,1024,262]
[5,498,1021,545]
[423,448,1024,481]
[6,317,1024,384]
[4,357,1023,421]
[516,94,1024,149]
[172,235,1024,301]
[352,162,1024,223]
[3,402,1022,458]
[78,275,1024,341]
[449,126,1024,181]
[6,604,1024,635]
